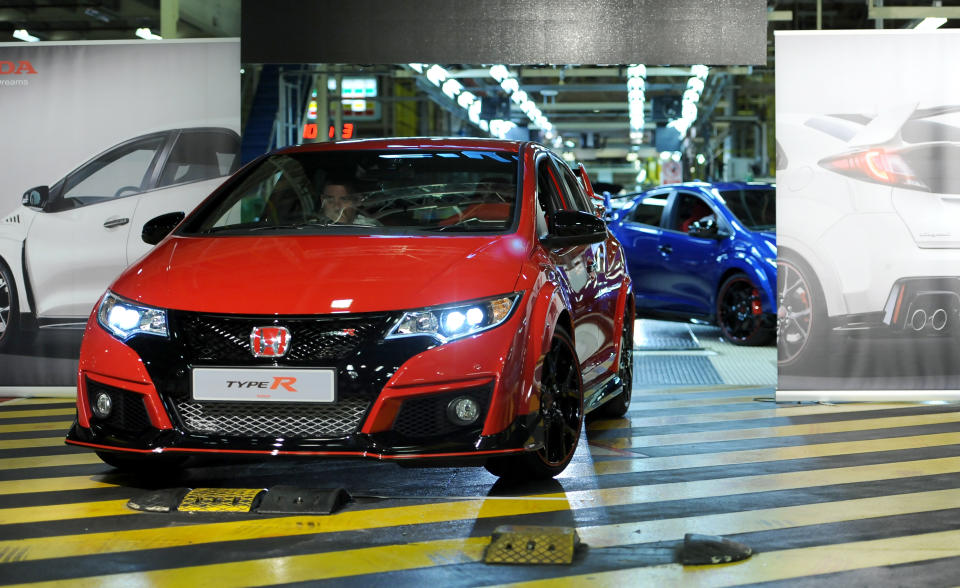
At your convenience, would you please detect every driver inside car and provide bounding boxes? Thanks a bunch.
[320,179,379,226]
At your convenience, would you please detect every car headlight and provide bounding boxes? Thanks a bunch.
[96,291,168,340]
[386,293,521,343]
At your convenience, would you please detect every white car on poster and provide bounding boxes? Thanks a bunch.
[777,104,960,370]
[0,127,240,351]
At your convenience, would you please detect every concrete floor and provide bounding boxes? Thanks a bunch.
[2,321,959,586]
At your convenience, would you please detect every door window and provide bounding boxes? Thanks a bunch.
[536,157,564,237]
[670,192,715,233]
[157,130,241,188]
[59,136,165,208]
[554,158,593,213]
[627,194,669,226]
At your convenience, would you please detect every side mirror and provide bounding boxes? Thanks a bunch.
[142,211,186,245]
[22,186,49,209]
[688,216,723,239]
[541,210,607,249]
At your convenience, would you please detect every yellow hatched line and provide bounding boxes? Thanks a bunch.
[589,402,919,431]
[0,500,133,525]
[10,486,960,587]
[596,410,960,449]
[0,476,117,496]
[0,408,75,419]
[499,529,960,587]
[576,431,960,477]
[0,454,102,470]
[0,398,74,406]
[3,456,960,563]
[585,396,761,430]
[0,438,66,450]
[0,422,72,434]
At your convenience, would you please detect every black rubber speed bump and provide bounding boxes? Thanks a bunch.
[255,486,352,515]
[484,525,581,565]
[126,486,351,515]
[678,533,753,565]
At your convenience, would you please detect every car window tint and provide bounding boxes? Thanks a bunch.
[555,158,592,213]
[536,158,565,237]
[61,136,165,205]
[627,195,667,226]
[157,130,240,188]
[670,192,714,233]
[183,149,520,235]
[718,188,775,231]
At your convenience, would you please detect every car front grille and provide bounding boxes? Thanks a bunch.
[169,311,397,364]
[176,398,369,438]
[86,378,152,434]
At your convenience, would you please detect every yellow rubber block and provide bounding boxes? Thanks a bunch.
[484,526,578,565]
[178,488,264,513]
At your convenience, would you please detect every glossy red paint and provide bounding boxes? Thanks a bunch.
[67,139,634,469]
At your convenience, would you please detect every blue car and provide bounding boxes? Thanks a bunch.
[608,181,776,345]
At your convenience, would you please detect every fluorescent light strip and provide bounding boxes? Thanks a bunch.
[12,29,39,42]
[626,63,647,145]
[915,17,947,31]
[668,64,709,137]
[487,64,562,146]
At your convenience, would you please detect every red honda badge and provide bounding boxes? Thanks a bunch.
[250,326,291,357]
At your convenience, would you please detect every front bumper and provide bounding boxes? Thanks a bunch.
[67,303,540,465]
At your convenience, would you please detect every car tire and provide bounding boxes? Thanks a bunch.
[485,326,583,480]
[716,273,773,346]
[595,312,633,419]
[96,450,187,473]
[0,260,19,353]
[776,253,828,372]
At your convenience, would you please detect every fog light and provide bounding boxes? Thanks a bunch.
[92,392,113,419]
[447,396,480,426]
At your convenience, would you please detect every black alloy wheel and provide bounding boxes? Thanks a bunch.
[485,326,583,480]
[776,255,826,370]
[0,261,17,353]
[716,274,771,346]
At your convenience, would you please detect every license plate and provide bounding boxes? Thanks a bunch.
[192,367,336,403]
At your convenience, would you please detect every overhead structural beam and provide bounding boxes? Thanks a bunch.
[399,66,752,80]
[767,10,792,21]
[868,5,960,19]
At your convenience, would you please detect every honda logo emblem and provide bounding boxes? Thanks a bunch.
[250,326,291,358]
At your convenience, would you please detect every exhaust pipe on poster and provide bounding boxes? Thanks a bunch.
[910,309,927,331]
[931,308,948,332]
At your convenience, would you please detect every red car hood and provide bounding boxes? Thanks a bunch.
[111,234,530,315]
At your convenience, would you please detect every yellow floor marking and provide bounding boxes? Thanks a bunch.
[0,421,72,434]
[0,438,66,450]
[0,499,133,525]
[0,398,74,406]
[499,529,960,587]
[0,453,102,470]
[11,487,960,587]
[589,402,920,431]
[0,408,75,419]
[594,410,960,450]
[0,476,117,496]
[3,456,960,563]
[577,431,960,476]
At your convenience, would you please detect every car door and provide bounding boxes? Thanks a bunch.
[127,128,240,262]
[613,190,670,312]
[656,189,723,316]
[25,132,169,320]
[551,155,618,382]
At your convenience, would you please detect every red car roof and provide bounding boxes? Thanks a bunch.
[276,137,525,154]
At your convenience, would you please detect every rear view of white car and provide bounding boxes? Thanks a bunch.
[0,127,240,351]
[777,105,960,370]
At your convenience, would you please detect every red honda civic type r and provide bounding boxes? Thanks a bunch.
[65,138,634,480]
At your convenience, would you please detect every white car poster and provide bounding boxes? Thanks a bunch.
[776,30,960,400]
[0,40,240,391]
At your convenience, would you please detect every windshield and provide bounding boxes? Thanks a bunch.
[718,188,775,232]
[181,149,519,235]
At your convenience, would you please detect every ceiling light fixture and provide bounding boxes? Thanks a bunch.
[12,29,39,42]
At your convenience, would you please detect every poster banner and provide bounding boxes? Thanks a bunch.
[0,40,240,392]
[776,30,960,400]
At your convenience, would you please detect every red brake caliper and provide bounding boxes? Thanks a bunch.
[751,288,762,315]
